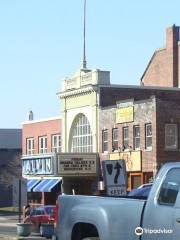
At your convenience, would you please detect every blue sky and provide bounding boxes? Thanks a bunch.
[0,0,180,128]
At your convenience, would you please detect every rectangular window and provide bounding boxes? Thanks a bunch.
[158,168,180,206]
[134,126,140,150]
[145,124,152,149]
[123,127,129,150]
[26,138,34,155]
[112,128,118,151]
[165,124,178,149]
[52,134,61,153]
[39,136,47,154]
[102,130,108,152]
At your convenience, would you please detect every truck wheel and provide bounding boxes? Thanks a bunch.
[82,238,100,240]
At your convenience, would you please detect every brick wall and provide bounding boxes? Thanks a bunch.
[99,98,155,172]
[141,25,180,87]
[22,118,62,155]
[156,98,180,165]
[99,90,180,174]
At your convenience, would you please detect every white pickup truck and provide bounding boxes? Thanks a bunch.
[54,162,180,240]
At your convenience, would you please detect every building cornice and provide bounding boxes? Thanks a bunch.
[57,85,98,99]
[22,116,62,125]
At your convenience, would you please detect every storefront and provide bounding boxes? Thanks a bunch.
[22,154,62,204]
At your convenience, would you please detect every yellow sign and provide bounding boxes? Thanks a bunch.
[116,106,134,123]
[110,151,141,172]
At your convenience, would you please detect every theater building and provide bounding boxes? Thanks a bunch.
[22,24,180,195]
[58,24,180,193]
[21,115,62,204]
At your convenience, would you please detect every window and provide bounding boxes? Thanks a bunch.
[145,124,152,149]
[158,168,180,206]
[71,114,93,152]
[26,138,34,155]
[123,127,129,150]
[112,128,118,151]
[102,130,108,152]
[134,126,140,150]
[165,124,178,149]
[52,134,61,153]
[39,136,47,154]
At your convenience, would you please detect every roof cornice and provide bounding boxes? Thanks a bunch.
[57,85,97,99]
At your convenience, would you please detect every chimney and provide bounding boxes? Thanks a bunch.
[166,25,179,87]
[28,110,34,121]
[166,24,179,50]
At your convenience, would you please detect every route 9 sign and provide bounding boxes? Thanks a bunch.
[102,160,127,196]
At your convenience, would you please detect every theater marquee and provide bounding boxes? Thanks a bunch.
[57,153,99,176]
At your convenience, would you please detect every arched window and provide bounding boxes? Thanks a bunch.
[70,114,93,152]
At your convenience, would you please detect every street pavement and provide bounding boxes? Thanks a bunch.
[0,213,50,240]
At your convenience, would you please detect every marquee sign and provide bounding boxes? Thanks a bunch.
[57,153,99,176]
[22,156,54,175]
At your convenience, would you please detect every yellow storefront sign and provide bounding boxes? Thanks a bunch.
[116,106,134,123]
[110,151,141,172]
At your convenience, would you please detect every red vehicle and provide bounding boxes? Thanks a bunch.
[29,205,56,230]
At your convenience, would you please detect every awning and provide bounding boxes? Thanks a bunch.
[27,179,41,192]
[33,178,62,192]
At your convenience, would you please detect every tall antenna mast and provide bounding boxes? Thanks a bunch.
[82,0,87,69]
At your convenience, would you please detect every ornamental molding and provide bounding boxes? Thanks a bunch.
[58,85,97,99]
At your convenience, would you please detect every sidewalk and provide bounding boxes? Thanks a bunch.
[0,214,51,240]
[0,232,50,240]
[0,234,48,240]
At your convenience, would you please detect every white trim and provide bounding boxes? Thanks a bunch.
[22,116,61,125]
[58,86,95,98]
[23,175,62,180]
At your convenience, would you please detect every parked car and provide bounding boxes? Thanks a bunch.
[128,183,153,198]
[30,205,56,230]
[54,162,180,240]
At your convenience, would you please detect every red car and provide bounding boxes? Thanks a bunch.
[30,205,56,230]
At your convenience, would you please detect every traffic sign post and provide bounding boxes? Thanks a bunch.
[102,160,127,196]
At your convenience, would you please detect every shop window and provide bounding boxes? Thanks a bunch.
[123,127,129,150]
[102,130,108,152]
[158,168,180,206]
[52,134,61,153]
[71,114,93,153]
[134,125,140,150]
[39,136,47,154]
[112,128,118,151]
[145,124,152,150]
[26,138,35,155]
[131,175,142,189]
[165,124,178,150]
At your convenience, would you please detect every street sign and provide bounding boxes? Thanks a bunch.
[102,160,127,196]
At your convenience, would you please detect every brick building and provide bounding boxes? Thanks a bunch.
[141,24,180,87]
[99,86,180,190]
[21,116,62,204]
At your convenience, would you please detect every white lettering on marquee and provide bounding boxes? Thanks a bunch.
[23,157,53,175]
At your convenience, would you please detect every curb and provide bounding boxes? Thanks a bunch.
[0,235,48,240]
[0,235,17,240]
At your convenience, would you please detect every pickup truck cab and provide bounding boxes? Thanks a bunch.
[54,162,180,240]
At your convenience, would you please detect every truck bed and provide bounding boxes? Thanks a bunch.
[56,195,146,240]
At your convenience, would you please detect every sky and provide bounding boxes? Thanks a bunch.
[0,0,180,128]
